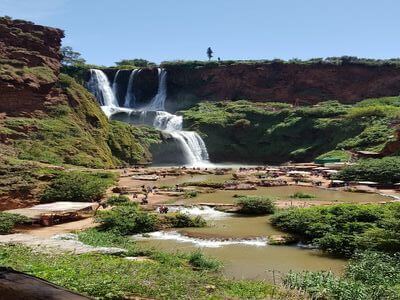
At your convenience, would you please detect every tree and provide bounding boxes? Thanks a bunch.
[206,47,213,61]
[114,59,155,68]
[61,46,86,66]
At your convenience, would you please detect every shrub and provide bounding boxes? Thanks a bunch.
[181,181,225,189]
[188,251,221,271]
[271,203,400,256]
[184,191,198,198]
[95,203,159,235]
[289,192,315,199]
[235,196,275,215]
[336,157,400,184]
[106,195,130,206]
[164,213,207,228]
[0,212,30,234]
[41,171,115,202]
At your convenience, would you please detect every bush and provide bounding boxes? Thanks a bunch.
[165,213,207,228]
[95,203,159,235]
[184,191,198,198]
[289,192,315,199]
[106,195,130,206]
[188,251,221,271]
[271,203,400,256]
[0,212,30,234]
[235,196,275,215]
[41,171,115,202]
[336,157,400,184]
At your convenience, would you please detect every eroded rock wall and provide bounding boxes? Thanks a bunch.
[164,63,400,110]
[0,17,64,115]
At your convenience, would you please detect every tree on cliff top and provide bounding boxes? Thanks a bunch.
[115,59,156,68]
[61,46,86,66]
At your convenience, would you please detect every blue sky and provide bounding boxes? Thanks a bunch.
[1,0,399,65]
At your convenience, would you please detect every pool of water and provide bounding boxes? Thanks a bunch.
[182,185,390,205]
[134,207,346,280]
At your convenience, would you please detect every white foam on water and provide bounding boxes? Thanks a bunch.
[159,206,227,220]
[133,231,268,248]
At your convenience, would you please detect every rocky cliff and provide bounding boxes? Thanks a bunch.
[164,62,400,110]
[0,17,64,115]
[0,17,160,169]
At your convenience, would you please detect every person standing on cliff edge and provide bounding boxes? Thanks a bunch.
[207,47,213,60]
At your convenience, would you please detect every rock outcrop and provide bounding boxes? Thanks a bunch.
[0,17,64,115]
[0,17,161,168]
[164,62,400,110]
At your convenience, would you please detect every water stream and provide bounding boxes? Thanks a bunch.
[134,206,346,280]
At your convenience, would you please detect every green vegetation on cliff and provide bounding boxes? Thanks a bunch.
[0,74,161,168]
[41,171,117,203]
[182,99,399,163]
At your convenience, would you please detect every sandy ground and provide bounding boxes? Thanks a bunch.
[20,217,96,238]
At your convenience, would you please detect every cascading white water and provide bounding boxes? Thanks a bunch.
[145,68,167,111]
[87,69,119,107]
[87,68,210,166]
[153,111,209,164]
[124,69,140,108]
[153,111,183,131]
[112,70,121,102]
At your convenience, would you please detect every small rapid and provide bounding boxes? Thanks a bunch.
[133,231,268,248]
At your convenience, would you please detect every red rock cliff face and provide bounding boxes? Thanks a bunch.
[0,17,64,115]
[165,63,400,109]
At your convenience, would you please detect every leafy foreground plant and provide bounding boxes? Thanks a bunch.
[271,203,400,256]
[0,243,279,299]
[235,196,276,215]
[284,251,400,300]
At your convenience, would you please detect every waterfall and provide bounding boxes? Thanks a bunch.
[87,69,119,107]
[112,70,121,103]
[87,68,210,166]
[153,111,209,165]
[145,68,167,111]
[124,69,140,108]
[153,111,183,131]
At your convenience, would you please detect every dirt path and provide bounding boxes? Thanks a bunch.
[20,217,96,238]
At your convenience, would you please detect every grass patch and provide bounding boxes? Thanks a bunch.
[284,251,400,300]
[0,239,277,299]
